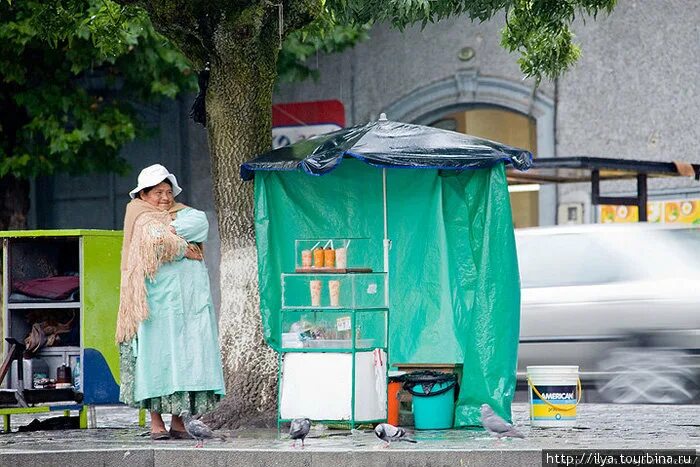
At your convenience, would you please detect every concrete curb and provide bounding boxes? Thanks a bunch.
[5,448,544,467]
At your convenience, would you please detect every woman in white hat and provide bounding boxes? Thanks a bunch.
[116,164,225,440]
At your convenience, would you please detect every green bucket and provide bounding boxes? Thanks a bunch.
[403,371,457,430]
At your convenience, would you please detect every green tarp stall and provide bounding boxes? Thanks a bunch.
[241,117,532,426]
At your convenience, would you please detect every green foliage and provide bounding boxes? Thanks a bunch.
[0,0,618,179]
[277,16,371,83]
[500,0,616,83]
[0,0,196,179]
[324,0,617,83]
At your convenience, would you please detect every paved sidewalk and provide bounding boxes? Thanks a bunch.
[0,403,698,466]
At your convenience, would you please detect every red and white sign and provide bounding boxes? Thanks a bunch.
[272,100,345,149]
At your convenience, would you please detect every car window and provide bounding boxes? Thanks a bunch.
[633,228,700,277]
[516,227,700,288]
[660,228,700,257]
[516,232,627,288]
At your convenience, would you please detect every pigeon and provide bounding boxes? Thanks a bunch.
[289,418,311,448]
[180,411,214,447]
[374,423,417,447]
[480,404,524,439]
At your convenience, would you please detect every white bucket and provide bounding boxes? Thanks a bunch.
[527,365,581,428]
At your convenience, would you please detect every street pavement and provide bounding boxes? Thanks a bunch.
[0,403,697,466]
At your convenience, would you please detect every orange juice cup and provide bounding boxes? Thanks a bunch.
[313,248,324,268]
[324,248,336,268]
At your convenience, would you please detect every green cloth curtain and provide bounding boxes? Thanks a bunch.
[254,159,520,425]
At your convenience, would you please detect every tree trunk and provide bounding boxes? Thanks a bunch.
[201,22,281,429]
[0,175,29,230]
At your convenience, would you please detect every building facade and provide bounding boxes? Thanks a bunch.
[274,0,700,226]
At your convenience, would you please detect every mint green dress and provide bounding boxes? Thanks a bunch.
[119,208,225,415]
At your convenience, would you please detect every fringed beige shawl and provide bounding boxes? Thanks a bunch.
[116,198,188,343]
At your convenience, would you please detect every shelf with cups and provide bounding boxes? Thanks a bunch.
[277,238,389,429]
[279,272,388,352]
[281,272,388,310]
[294,238,376,272]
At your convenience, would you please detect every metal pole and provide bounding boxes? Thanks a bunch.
[637,174,648,222]
[382,169,388,243]
[382,169,390,301]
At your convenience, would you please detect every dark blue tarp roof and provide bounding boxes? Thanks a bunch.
[241,118,532,180]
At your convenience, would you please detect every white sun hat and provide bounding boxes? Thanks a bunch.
[129,164,182,199]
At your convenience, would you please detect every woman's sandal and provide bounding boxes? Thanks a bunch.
[150,431,171,440]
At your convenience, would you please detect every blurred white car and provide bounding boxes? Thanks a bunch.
[515,223,700,403]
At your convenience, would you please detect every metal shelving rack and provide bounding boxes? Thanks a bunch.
[277,239,389,429]
[0,230,123,431]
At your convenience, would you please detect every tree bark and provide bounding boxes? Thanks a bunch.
[201,18,281,429]
[0,175,29,230]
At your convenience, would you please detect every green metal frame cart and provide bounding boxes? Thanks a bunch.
[277,238,389,429]
[0,230,125,431]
